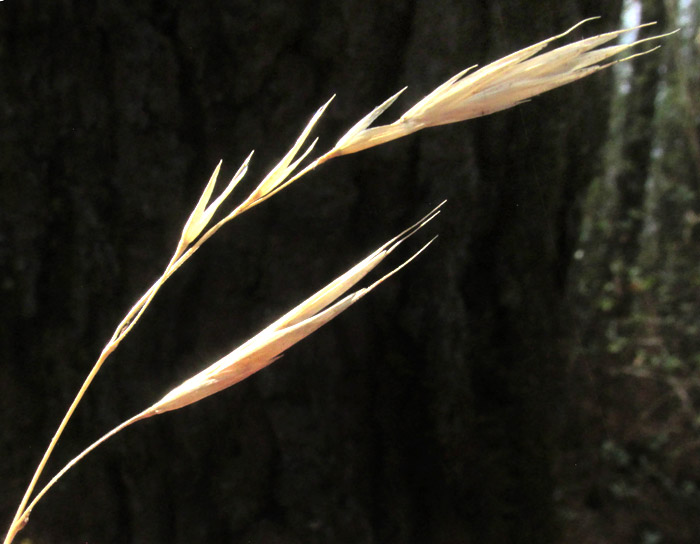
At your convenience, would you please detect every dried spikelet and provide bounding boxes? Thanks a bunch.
[180,152,253,246]
[149,202,443,414]
[236,96,335,211]
[328,19,674,157]
[332,88,407,155]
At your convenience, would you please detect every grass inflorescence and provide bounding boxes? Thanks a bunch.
[3,18,672,543]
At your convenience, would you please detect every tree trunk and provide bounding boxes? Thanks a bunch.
[607,0,666,318]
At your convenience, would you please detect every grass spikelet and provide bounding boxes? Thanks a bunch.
[327,19,673,157]
[150,202,442,414]
[237,96,335,210]
[181,152,253,247]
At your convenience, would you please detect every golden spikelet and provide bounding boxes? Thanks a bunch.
[326,19,674,158]
[150,202,442,414]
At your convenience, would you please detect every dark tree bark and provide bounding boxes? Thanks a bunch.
[0,1,620,543]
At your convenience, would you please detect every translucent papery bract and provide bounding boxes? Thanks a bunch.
[246,97,334,205]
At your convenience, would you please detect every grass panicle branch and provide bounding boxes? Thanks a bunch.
[17,203,443,527]
[4,18,671,543]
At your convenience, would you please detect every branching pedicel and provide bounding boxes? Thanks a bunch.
[3,19,672,543]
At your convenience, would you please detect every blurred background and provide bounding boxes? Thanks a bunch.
[1,0,698,542]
